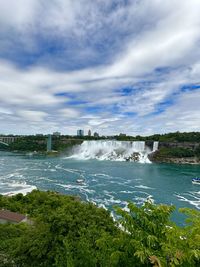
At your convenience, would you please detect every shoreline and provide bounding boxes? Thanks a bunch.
[148,152,200,165]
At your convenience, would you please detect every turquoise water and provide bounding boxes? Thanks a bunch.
[0,151,200,224]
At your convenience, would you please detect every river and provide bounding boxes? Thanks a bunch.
[0,151,200,224]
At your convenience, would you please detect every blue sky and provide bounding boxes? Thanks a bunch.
[0,0,200,135]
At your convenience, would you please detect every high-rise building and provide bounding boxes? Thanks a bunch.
[77,129,84,137]
[88,129,91,136]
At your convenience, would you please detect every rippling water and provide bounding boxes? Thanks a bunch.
[0,151,200,224]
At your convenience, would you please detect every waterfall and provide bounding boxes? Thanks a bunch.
[68,140,151,163]
[153,141,159,151]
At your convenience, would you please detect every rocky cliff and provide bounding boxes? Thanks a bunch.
[148,142,200,164]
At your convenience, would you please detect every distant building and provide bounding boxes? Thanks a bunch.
[119,133,126,137]
[94,132,99,138]
[53,132,61,136]
[88,129,91,136]
[0,209,27,224]
[36,134,44,137]
[77,129,84,137]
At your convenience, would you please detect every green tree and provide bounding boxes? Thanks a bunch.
[0,191,200,266]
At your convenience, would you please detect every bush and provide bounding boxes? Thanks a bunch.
[0,190,200,267]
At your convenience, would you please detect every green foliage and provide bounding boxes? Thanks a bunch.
[155,147,196,158]
[0,191,117,267]
[52,138,83,152]
[146,132,200,142]
[97,203,200,267]
[115,132,200,142]
[7,136,83,153]
[0,190,200,267]
[9,136,46,152]
[151,145,200,162]
[194,145,200,157]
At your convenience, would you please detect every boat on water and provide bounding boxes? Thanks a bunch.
[76,179,84,184]
[192,178,200,185]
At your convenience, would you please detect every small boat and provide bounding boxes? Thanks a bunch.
[192,178,200,185]
[76,179,84,184]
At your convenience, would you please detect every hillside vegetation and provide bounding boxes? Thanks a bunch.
[116,131,200,142]
[7,136,82,153]
[0,190,200,267]
[152,146,200,161]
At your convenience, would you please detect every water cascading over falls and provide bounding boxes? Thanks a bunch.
[68,140,156,163]
[153,141,159,151]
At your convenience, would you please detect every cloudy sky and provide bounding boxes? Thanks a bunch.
[0,0,200,135]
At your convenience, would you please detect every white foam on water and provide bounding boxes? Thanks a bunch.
[36,177,55,182]
[49,169,56,172]
[28,168,44,171]
[56,166,85,175]
[67,140,152,163]
[56,183,87,190]
[105,198,121,205]
[96,197,121,206]
[98,203,108,210]
[133,194,154,205]
[101,190,120,204]
[2,173,20,179]
[122,206,130,212]
[57,182,98,198]
[92,183,109,188]
[82,188,95,194]
[1,181,37,196]
[8,181,27,188]
[175,191,200,210]
[120,190,133,194]
[93,173,112,178]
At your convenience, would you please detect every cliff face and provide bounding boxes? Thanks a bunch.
[146,141,199,150]
[148,152,200,165]
[158,142,199,150]
[149,141,200,164]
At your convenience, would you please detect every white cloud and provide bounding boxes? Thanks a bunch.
[0,0,200,134]
[58,108,80,118]
[16,110,48,122]
[88,117,120,126]
[0,0,38,28]
[0,107,13,115]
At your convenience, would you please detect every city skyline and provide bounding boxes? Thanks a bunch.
[0,0,200,135]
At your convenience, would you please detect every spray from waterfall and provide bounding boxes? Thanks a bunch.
[67,140,155,163]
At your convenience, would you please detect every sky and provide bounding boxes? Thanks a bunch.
[0,0,200,136]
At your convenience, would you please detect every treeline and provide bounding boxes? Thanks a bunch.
[52,138,83,152]
[116,132,200,142]
[1,132,200,153]
[0,190,200,267]
[7,136,83,153]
